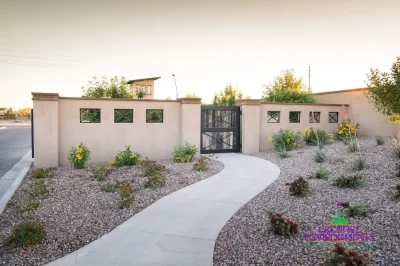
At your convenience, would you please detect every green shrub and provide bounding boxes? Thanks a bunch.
[376,135,385,145]
[141,159,165,176]
[100,182,116,192]
[334,174,365,188]
[303,128,331,147]
[354,156,365,170]
[324,243,370,266]
[268,129,301,152]
[111,145,141,167]
[93,164,112,181]
[336,119,360,139]
[308,168,328,180]
[5,220,46,248]
[29,179,48,198]
[342,201,369,218]
[314,148,325,163]
[278,148,289,158]
[193,156,210,171]
[68,142,91,169]
[265,211,298,237]
[31,168,55,179]
[16,202,40,215]
[115,179,134,209]
[285,177,310,196]
[172,142,197,163]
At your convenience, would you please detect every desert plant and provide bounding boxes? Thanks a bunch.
[268,129,301,152]
[324,243,370,266]
[141,159,166,177]
[334,174,365,188]
[354,156,366,170]
[5,220,46,248]
[278,148,289,158]
[93,164,112,181]
[308,168,328,180]
[303,128,331,146]
[172,142,197,163]
[115,179,134,209]
[193,156,210,171]
[31,168,55,179]
[265,211,298,237]
[285,177,310,196]
[314,148,325,163]
[29,179,48,198]
[342,201,369,218]
[111,145,141,167]
[391,133,400,158]
[336,119,360,139]
[68,142,91,169]
[144,174,166,188]
[389,184,400,200]
[16,202,40,215]
[348,139,360,153]
[100,182,116,192]
[376,135,386,145]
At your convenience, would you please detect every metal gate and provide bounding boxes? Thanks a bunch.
[200,106,241,154]
[31,109,34,158]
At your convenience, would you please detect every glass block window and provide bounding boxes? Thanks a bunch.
[309,112,320,123]
[146,109,163,123]
[114,109,133,123]
[289,111,301,123]
[329,112,339,123]
[80,108,101,123]
[267,111,280,123]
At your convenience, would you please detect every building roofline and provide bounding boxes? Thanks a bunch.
[313,88,368,95]
[127,77,161,84]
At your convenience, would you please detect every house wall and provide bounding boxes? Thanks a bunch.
[130,80,155,99]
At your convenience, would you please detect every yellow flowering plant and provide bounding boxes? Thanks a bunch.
[303,128,332,146]
[268,129,301,152]
[172,141,198,163]
[336,119,360,140]
[112,145,141,167]
[68,142,91,169]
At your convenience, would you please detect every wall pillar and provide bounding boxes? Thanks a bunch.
[180,98,202,156]
[32,93,59,167]
[237,99,261,154]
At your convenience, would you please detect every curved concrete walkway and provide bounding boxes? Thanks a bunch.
[47,153,280,266]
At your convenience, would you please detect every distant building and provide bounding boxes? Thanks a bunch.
[127,77,161,99]
[0,109,7,119]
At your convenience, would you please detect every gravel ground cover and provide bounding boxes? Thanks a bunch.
[0,158,223,265]
[214,137,400,266]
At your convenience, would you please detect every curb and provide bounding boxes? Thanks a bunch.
[0,150,33,215]
[0,127,6,129]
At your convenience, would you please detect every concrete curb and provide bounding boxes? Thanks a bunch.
[0,150,33,215]
[0,127,6,129]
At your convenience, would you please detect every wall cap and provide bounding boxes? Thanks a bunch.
[32,92,59,101]
[313,88,368,95]
[237,99,261,106]
[261,102,349,107]
[179,98,202,104]
[58,97,181,102]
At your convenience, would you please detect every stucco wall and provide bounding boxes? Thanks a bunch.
[315,90,399,136]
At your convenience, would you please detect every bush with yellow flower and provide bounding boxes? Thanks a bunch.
[111,145,141,167]
[68,142,91,169]
[303,128,332,146]
[268,129,301,151]
[336,119,360,140]
[172,141,198,163]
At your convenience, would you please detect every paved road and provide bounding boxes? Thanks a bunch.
[0,127,31,178]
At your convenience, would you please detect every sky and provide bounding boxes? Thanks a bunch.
[0,0,399,109]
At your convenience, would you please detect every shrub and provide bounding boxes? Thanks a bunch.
[285,177,310,196]
[144,174,166,188]
[389,184,400,200]
[173,142,197,163]
[29,179,48,198]
[308,168,328,180]
[265,211,298,237]
[100,182,116,192]
[376,135,385,145]
[348,139,360,153]
[93,164,112,181]
[31,168,55,179]
[193,156,210,171]
[141,158,166,188]
[391,133,400,158]
[324,243,370,266]
[314,148,325,163]
[115,179,134,209]
[303,128,331,146]
[278,148,289,158]
[112,145,141,167]
[16,202,40,215]
[354,156,365,170]
[342,201,369,218]
[334,174,365,188]
[336,119,359,139]
[68,142,91,169]
[268,129,301,152]
[5,220,46,248]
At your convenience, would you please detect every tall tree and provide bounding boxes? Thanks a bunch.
[17,107,32,119]
[365,56,400,124]
[212,83,243,106]
[5,108,16,119]
[81,76,132,98]
[262,69,316,103]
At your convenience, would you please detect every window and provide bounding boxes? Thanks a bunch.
[267,111,280,123]
[80,108,101,123]
[114,109,133,123]
[289,111,301,123]
[329,112,339,123]
[309,112,320,123]
[147,85,151,95]
[146,109,163,123]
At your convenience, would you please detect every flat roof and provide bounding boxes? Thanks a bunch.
[127,77,161,84]
[313,88,368,95]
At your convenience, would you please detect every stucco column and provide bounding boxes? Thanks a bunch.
[32,92,59,167]
[180,98,202,156]
[237,99,261,154]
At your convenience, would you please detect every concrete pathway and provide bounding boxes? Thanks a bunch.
[47,153,280,266]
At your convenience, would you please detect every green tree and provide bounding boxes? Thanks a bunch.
[365,56,400,124]
[262,69,316,103]
[212,83,243,106]
[81,76,132,98]
[5,108,16,119]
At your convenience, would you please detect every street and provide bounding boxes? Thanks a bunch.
[0,127,31,178]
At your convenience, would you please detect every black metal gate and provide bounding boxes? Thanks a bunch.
[31,109,34,158]
[200,106,241,154]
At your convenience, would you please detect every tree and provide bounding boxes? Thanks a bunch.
[185,92,199,98]
[262,69,317,103]
[17,107,32,119]
[5,108,16,119]
[81,76,132,98]
[212,83,243,106]
[365,56,400,124]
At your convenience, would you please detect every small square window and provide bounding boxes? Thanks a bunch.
[289,111,301,123]
[114,109,133,123]
[309,112,320,123]
[80,108,101,123]
[329,112,339,123]
[146,109,163,123]
[147,85,151,95]
[267,111,280,123]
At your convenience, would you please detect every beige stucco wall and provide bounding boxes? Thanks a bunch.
[315,90,399,136]
[239,101,261,153]
[259,103,348,151]
[180,100,201,156]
